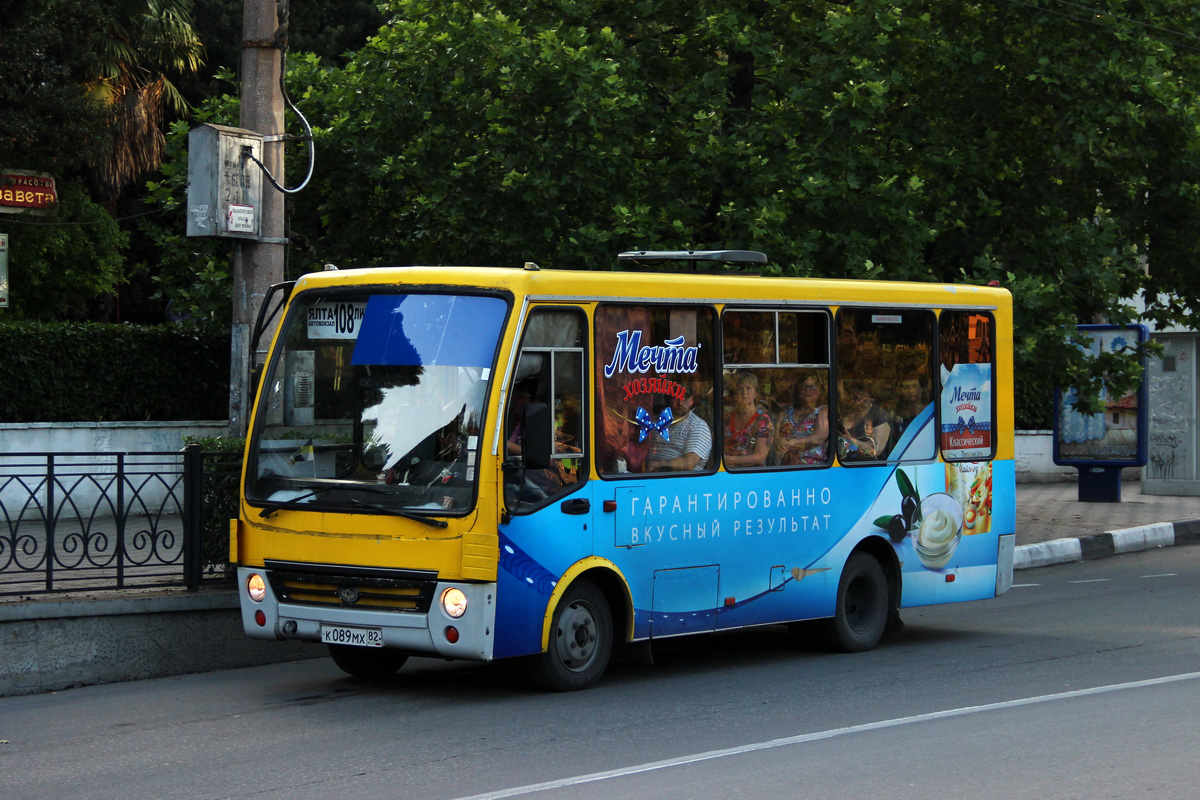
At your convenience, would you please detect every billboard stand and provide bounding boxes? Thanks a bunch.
[1078,466,1124,503]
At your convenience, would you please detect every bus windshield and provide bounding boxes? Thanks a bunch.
[245,291,509,517]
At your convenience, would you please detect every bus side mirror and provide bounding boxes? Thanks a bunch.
[520,402,553,470]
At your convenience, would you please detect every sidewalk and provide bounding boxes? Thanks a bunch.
[1015,482,1200,569]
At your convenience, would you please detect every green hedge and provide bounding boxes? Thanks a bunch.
[0,321,230,422]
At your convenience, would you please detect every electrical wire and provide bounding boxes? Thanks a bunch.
[245,0,315,195]
[0,207,167,226]
[1045,0,1200,46]
[1003,0,1200,54]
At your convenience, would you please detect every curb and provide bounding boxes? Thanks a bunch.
[1014,519,1200,570]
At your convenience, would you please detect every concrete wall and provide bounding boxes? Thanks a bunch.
[0,589,321,697]
[1015,431,1073,483]
[0,420,233,517]
[0,420,232,454]
[1015,430,1140,483]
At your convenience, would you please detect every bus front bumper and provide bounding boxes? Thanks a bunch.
[236,566,497,661]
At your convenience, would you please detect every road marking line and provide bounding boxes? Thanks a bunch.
[452,671,1200,800]
[1069,578,1112,583]
[1141,573,1178,578]
[1011,583,1040,588]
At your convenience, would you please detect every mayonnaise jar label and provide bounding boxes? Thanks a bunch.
[940,363,992,460]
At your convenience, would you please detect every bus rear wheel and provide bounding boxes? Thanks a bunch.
[818,552,889,653]
[537,579,613,691]
[328,644,409,679]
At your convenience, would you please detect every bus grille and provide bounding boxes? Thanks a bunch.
[264,562,436,614]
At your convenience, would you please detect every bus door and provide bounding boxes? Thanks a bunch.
[495,306,592,658]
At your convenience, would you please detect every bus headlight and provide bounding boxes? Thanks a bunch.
[246,573,267,603]
[441,587,467,618]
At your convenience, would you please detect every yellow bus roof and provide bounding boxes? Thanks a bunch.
[293,265,1012,309]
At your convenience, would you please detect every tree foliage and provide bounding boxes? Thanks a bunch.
[136,1,1200,424]
[180,0,385,104]
[0,0,116,175]
[85,0,205,199]
[250,0,1200,418]
[0,0,208,320]
[1,0,388,323]
[0,184,129,318]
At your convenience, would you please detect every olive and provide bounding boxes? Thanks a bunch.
[886,514,907,542]
[901,495,919,527]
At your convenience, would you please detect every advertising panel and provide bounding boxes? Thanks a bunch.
[940,362,992,459]
[1053,324,1148,467]
[0,171,56,213]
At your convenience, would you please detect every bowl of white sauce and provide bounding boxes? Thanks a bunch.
[913,492,963,569]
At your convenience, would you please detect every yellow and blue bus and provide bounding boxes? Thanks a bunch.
[234,251,1014,690]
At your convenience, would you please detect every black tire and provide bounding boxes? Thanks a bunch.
[818,551,889,653]
[536,579,613,691]
[328,644,409,679]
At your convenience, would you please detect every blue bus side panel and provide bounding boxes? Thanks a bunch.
[494,443,1015,658]
[494,531,562,658]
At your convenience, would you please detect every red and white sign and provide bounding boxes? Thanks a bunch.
[0,171,56,212]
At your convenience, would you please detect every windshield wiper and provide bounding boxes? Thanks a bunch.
[348,498,449,528]
[259,486,339,518]
[258,484,389,518]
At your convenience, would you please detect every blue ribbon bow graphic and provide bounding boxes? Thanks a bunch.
[635,406,673,442]
[955,415,976,435]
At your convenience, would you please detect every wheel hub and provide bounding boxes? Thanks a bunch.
[556,600,598,672]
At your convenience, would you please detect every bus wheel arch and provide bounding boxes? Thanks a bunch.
[536,562,630,691]
[536,577,613,691]
[541,559,632,651]
[818,538,898,653]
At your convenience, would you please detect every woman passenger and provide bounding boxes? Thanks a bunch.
[723,372,773,468]
[774,372,829,465]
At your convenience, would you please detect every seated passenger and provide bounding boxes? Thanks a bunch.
[838,379,891,460]
[724,372,773,468]
[892,376,929,438]
[774,372,829,466]
[645,383,713,472]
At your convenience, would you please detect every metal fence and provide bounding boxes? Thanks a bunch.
[0,445,243,597]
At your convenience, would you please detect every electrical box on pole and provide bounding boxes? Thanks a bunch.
[186,124,266,240]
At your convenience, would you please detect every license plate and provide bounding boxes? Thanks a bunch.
[320,624,383,648]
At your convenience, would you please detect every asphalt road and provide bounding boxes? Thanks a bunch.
[3,546,1199,800]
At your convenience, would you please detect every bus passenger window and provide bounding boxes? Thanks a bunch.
[722,309,831,470]
[595,304,716,476]
[836,308,936,463]
[939,311,995,462]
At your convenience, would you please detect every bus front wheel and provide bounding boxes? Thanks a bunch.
[819,552,889,653]
[328,644,408,679]
[537,579,613,691]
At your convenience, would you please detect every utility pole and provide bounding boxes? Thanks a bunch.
[230,0,287,435]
